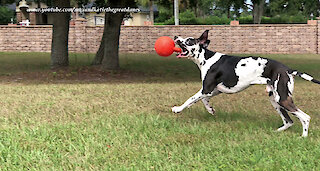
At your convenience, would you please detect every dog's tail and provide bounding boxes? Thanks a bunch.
[291,70,320,84]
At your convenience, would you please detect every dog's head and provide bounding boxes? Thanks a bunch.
[174,30,210,58]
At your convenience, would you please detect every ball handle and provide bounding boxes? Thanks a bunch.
[173,47,182,53]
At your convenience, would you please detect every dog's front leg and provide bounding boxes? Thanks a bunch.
[172,89,204,113]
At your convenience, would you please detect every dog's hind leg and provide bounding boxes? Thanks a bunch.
[202,97,215,115]
[290,109,310,137]
[267,85,294,131]
[201,90,221,115]
[271,73,311,137]
[276,108,294,131]
[279,97,310,137]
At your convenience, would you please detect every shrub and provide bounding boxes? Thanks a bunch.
[239,14,308,24]
[197,16,231,25]
[163,12,232,25]
[163,17,174,25]
[154,14,168,23]
[164,10,197,25]
[179,10,198,24]
[239,15,253,24]
[155,10,171,23]
[0,6,14,25]
[160,12,308,25]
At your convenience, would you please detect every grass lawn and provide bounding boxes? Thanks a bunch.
[0,52,320,170]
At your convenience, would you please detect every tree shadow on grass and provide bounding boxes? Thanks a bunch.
[1,52,320,85]
[0,52,201,84]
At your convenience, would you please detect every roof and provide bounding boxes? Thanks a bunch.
[138,5,158,13]
[6,3,16,11]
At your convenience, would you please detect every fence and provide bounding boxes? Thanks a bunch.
[0,19,319,54]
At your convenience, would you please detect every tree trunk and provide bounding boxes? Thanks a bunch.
[51,0,70,68]
[149,1,154,24]
[92,21,106,65]
[92,0,135,70]
[36,0,41,24]
[101,12,125,70]
[92,12,124,69]
[253,0,264,24]
[227,6,231,18]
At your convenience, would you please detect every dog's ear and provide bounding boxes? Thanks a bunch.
[202,40,210,49]
[198,30,210,48]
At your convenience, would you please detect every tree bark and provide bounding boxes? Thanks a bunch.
[92,22,105,65]
[101,12,125,70]
[92,12,125,69]
[51,0,70,68]
[36,0,41,24]
[149,1,154,24]
[227,6,231,18]
[253,0,264,24]
[92,0,135,70]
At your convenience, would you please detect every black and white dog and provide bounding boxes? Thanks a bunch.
[172,30,320,137]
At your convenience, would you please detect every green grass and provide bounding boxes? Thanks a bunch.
[0,52,320,170]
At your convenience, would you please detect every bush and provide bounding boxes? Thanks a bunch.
[154,14,168,23]
[164,10,197,25]
[160,12,308,25]
[239,15,253,24]
[239,14,308,24]
[163,11,231,25]
[283,14,307,24]
[163,17,174,25]
[0,6,14,25]
[179,10,198,24]
[154,22,166,25]
[155,10,171,23]
[197,16,231,25]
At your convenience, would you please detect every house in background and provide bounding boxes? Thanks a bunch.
[84,4,158,26]
[83,2,158,26]
[85,13,105,26]
[16,0,54,25]
[124,5,158,26]
[81,2,105,26]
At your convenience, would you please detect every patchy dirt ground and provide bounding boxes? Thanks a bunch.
[0,66,149,84]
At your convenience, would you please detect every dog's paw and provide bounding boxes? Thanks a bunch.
[172,106,183,113]
[276,123,293,132]
[301,133,308,138]
[207,107,216,115]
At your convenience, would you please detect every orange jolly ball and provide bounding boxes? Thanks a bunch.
[154,36,182,57]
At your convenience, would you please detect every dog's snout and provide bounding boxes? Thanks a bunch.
[174,36,178,40]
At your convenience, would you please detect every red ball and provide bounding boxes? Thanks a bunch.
[154,36,181,57]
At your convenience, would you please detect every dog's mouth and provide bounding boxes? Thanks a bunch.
[175,43,189,58]
[176,50,188,58]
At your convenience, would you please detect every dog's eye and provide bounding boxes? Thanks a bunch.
[186,39,196,46]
